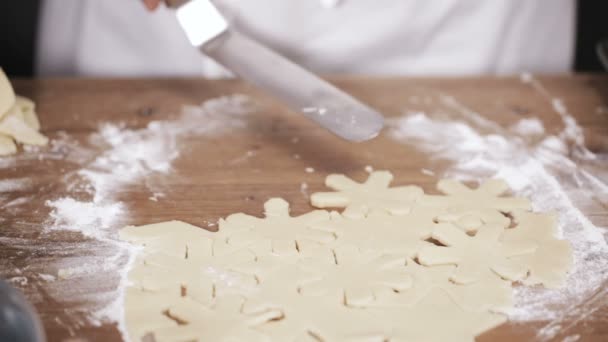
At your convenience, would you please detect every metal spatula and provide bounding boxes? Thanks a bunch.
[167,0,384,141]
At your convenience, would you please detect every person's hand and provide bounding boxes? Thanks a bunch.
[142,0,161,11]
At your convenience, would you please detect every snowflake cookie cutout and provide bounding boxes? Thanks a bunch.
[152,296,281,342]
[370,289,506,342]
[420,179,531,212]
[297,245,412,307]
[221,198,335,256]
[310,171,424,218]
[418,222,536,284]
[241,267,387,341]
[501,210,572,288]
[120,220,215,259]
[311,211,433,257]
[373,258,513,313]
[127,243,257,305]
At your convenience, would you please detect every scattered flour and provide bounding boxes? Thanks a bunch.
[148,192,165,202]
[305,167,315,173]
[420,168,435,176]
[509,118,545,137]
[32,95,254,339]
[8,276,28,286]
[46,198,125,239]
[364,165,374,173]
[0,178,31,193]
[300,182,309,199]
[389,75,608,340]
[38,273,56,282]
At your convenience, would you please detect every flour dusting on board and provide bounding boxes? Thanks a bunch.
[389,75,608,340]
[0,95,255,340]
[46,94,253,233]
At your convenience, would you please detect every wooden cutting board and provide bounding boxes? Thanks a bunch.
[1,76,607,341]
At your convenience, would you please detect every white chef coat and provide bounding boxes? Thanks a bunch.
[36,0,576,78]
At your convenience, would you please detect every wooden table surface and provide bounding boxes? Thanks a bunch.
[1,75,607,341]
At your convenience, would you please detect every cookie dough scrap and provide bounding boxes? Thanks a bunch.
[222,198,335,257]
[0,69,48,154]
[418,222,537,284]
[310,171,424,218]
[0,134,16,155]
[0,68,15,115]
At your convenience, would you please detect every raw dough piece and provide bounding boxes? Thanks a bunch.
[0,69,48,154]
[297,245,411,307]
[420,179,531,212]
[0,68,15,115]
[14,96,40,130]
[310,171,423,218]
[418,222,536,284]
[222,198,335,256]
[0,134,17,156]
[0,103,48,146]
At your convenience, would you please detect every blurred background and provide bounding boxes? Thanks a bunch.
[1,0,607,78]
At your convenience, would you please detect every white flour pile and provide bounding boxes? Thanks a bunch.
[389,75,608,340]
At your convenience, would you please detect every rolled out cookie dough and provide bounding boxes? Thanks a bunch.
[120,172,572,342]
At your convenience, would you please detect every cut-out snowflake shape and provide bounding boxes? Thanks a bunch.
[222,198,335,256]
[374,259,513,313]
[297,245,411,307]
[124,288,178,341]
[435,207,510,233]
[310,171,424,218]
[151,296,280,342]
[311,211,433,257]
[420,179,531,212]
[501,210,572,288]
[242,267,386,341]
[129,239,258,304]
[418,222,536,284]
[370,289,506,342]
[120,220,215,259]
